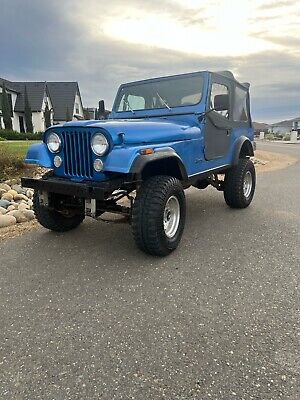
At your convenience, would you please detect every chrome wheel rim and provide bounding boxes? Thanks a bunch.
[163,196,180,238]
[243,171,253,198]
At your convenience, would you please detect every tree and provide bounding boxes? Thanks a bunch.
[1,82,13,130]
[65,106,72,121]
[83,108,90,120]
[44,104,51,128]
[24,85,33,133]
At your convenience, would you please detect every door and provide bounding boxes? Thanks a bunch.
[204,81,232,160]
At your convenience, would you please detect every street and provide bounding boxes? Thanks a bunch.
[0,142,299,399]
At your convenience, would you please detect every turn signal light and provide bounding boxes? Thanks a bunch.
[140,148,154,155]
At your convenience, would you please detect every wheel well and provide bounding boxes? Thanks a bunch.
[141,157,185,181]
[239,140,254,158]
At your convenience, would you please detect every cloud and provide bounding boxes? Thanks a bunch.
[257,0,296,10]
[0,0,299,123]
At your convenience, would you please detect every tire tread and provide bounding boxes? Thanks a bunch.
[33,192,84,232]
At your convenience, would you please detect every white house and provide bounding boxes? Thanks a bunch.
[269,118,300,135]
[0,78,84,132]
[47,82,84,125]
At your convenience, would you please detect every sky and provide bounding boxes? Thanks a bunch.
[1,0,300,123]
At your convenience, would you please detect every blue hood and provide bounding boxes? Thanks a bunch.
[58,117,202,145]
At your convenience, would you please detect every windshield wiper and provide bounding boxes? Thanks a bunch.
[123,99,135,114]
[156,92,171,110]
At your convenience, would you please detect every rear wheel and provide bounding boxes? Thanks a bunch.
[223,158,256,208]
[131,175,186,256]
[33,191,85,232]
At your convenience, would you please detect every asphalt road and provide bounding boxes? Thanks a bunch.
[0,142,299,399]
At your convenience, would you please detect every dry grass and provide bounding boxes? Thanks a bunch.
[0,141,41,181]
[0,147,26,181]
[254,150,297,173]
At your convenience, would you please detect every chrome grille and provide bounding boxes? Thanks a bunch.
[61,130,93,178]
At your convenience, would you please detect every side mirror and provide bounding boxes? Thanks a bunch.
[214,94,229,112]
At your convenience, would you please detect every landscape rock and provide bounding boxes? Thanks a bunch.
[14,194,29,202]
[5,179,19,186]
[0,189,7,197]
[26,189,34,199]
[7,205,17,212]
[1,192,14,202]
[22,210,35,221]
[12,184,25,194]
[0,207,7,215]
[0,179,36,228]
[0,183,11,192]
[0,199,11,209]
[7,210,28,223]
[7,189,18,198]
[0,215,17,228]
[18,203,30,211]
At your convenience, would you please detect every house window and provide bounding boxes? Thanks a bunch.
[75,102,80,114]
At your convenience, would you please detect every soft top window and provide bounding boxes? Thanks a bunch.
[210,83,229,119]
[115,75,204,112]
[233,86,249,122]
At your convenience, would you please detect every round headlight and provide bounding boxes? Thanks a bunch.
[91,133,109,156]
[47,132,61,153]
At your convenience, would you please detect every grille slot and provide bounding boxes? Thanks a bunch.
[62,130,93,178]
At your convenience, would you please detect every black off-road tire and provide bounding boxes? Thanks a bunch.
[33,191,85,232]
[223,158,256,208]
[131,175,186,256]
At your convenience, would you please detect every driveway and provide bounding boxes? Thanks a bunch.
[0,142,299,399]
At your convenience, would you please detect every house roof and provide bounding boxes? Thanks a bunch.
[0,78,20,94]
[47,82,80,121]
[13,82,47,112]
[1,77,83,119]
[0,78,47,111]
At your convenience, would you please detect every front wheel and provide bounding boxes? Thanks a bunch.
[223,158,256,208]
[131,176,186,256]
[33,192,85,232]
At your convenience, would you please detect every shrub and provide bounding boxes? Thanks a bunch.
[283,133,291,141]
[265,133,275,141]
[275,133,284,140]
[0,137,6,141]
[0,129,43,140]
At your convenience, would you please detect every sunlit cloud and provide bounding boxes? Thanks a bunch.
[102,12,278,57]
[75,0,299,58]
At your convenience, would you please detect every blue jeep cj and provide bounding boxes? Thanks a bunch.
[22,71,256,256]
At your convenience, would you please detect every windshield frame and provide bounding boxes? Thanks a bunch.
[110,71,208,119]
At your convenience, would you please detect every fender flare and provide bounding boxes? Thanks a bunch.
[24,143,53,168]
[232,136,254,166]
[129,148,188,181]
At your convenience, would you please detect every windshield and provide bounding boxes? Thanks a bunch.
[114,74,204,113]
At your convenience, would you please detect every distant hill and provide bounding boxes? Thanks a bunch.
[253,122,270,131]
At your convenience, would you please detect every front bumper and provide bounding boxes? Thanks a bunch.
[21,176,127,200]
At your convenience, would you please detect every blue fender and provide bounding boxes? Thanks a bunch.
[24,143,53,168]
